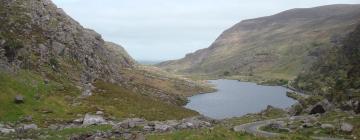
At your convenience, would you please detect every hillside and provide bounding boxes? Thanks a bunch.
[293,23,360,110]
[158,4,360,82]
[0,0,213,125]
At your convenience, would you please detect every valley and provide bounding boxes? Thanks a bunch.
[0,0,359,140]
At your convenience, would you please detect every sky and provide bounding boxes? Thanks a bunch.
[52,0,360,61]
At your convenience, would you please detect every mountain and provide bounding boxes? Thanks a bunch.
[158,4,360,82]
[293,22,360,109]
[0,0,212,124]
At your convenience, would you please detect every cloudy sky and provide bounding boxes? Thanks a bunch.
[52,0,359,61]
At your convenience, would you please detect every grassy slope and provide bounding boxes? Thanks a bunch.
[0,70,198,126]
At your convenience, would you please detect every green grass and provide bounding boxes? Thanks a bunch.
[0,70,198,126]
[0,70,79,125]
[83,81,198,121]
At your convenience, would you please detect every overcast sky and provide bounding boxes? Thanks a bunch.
[52,0,360,61]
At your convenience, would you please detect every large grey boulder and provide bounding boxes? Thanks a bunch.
[83,114,106,126]
[340,122,353,133]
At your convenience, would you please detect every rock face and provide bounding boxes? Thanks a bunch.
[158,4,360,80]
[0,0,135,90]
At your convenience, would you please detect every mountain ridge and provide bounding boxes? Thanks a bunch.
[158,4,360,82]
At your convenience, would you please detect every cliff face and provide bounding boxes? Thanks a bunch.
[158,4,360,81]
[0,0,135,85]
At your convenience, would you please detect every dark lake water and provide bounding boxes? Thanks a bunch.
[185,79,296,119]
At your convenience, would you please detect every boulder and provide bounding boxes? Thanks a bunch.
[154,123,172,132]
[134,133,145,140]
[73,118,84,124]
[23,124,38,130]
[268,121,287,129]
[143,125,154,131]
[14,95,24,104]
[113,118,145,129]
[340,122,353,133]
[321,124,335,129]
[96,111,104,115]
[310,104,326,114]
[302,123,313,128]
[0,128,15,134]
[83,114,106,126]
[288,103,303,116]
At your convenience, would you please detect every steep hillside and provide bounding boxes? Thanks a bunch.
[158,4,360,82]
[0,0,212,125]
[293,23,360,109]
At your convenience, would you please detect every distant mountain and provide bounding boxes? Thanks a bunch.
[158,4,360,82]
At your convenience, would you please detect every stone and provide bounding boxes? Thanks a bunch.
[23,124,38,130]
[73,118,84,124]
[309,99,334,114]
[269,121,286,129]
[123,133,133,140]
[44,79,50,84]
[310,105,326,114]
[48,124,60,130]
[321,124,335,129]
[143,125,153,131]
[113,118,145,129]
[23,115,33,122]
[0,128,15,134]
[302,123,313,128]
[134,133,145,140]
[83,114,106,126]
[340,122,353,132]
[154,124,172,132]
[14,95,24,104]
[96,111,104,115]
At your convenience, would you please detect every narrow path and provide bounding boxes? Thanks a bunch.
[233,116,350,140]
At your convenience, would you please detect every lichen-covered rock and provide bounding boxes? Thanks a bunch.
[340,122,353,133]
[83,114,106,126]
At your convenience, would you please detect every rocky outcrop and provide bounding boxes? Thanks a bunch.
[0,0,135,90]
[83,114,107,126]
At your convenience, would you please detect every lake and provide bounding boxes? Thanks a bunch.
[185,79,296,119]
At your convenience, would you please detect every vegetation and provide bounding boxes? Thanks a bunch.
[0,70,198,127]
[147,108,309,140]
[293,23,360,104]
